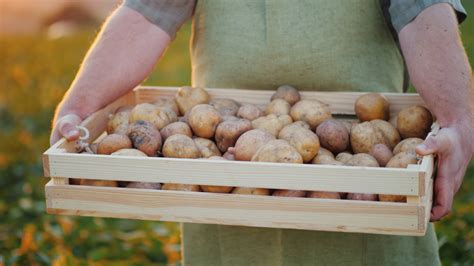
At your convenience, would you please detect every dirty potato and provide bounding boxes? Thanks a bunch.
[290,100,332,129]
[128,120,162,156]
[188,104,222,138]
[97,134,132,155]
[271,85,301,105]
[237,103,264,121]
[316,119,350,154]
[354,93,390,121]
[193,137,221,158]
[210,98,240,116]
[175,86,210,115]
[278,123,320,162]
[215,118,252,153]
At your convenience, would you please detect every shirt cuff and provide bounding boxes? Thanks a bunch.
[124,0,195,39]
[389,0,467,33]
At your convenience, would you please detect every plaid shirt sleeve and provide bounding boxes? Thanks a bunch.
[123,0,195,39]
[388,0,467,33]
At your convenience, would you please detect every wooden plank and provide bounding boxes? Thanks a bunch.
[134,86,426,116]
[46,153,420,195]
[45,181,421,236]
[52,177,69,185]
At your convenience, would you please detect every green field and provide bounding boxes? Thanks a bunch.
[1,2,473,265]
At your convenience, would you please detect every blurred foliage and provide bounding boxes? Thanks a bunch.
[0,1,473,265]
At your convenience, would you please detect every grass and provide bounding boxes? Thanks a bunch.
[1,2,473,265]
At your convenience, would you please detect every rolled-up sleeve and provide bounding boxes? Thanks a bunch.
[389,0,467,33]
[124,0,196,39]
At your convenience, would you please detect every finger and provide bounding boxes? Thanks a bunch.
[416,131,450,156]
[55,114,82,141]
[430,161,454,221]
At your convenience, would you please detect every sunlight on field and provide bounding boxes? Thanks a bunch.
[0,2,473,265]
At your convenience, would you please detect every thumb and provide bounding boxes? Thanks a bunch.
[416,130,450,156]
[56,114,82,140]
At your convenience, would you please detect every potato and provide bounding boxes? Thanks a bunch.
[266,99,291,116]
[215,118,252,152]
[111,148,147,157]
[386,151,418,168]
[232,187,271,196]
[312,154,344,165]
[346,193,378,201]
[340,120,357,134]
[175,86,210,115]
[107,108,131,135]
[162,183,201,192]
[393,138,424,155]
[335,152,353,164]
[345,153,379,167]
[397,105,433,139]
[233,129,275,161]
[370,119,400,150]
[316,119,350,154]
[79,179,118,187]
[369,144,393,167]
[251,139,303,164]
[209,98,240,116]
[278,123,320,162]
[97,134,132,155]
[188,104,221,138]
[317,147,335,158]
[251,114,292,136]
[307,191,341,199]
[378,194,406,203]
[193,137,221,158]
[153,98,179,115]
[129,103,177,130]
[223,150,235,160]
[126,182,161,189]
[290,100,332,129]
[237,104,264,121]
[160,122,193,141]
[200,156,234,193]
[291,121,311,130]
[271,85,301,105]
[350,122,385,154]
[354,93,389,121]
[128,120,162,156]
[272,190,306,197]
[162,134,201,158]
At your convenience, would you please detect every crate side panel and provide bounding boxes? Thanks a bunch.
[46,184,420,235]
[47,154,420,195]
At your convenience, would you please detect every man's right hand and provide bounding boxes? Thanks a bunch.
[50,113,83,145]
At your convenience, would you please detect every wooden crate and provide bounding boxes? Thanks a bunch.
[43,86,435,236]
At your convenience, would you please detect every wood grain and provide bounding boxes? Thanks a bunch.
[46,153,420,195]
[46,181,425,236]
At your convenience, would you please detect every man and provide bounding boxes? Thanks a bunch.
[51,0,473,265]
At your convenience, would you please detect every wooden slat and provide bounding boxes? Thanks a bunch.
[46,153,420,195]
[46,181,423,236]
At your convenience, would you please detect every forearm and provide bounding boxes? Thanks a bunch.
[399,3,473,130]
[56,6,170,121]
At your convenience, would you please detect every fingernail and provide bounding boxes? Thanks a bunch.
[65,129,79,138]
[417,144,427,150]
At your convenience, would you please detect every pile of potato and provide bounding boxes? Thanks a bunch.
[74,86,433,202]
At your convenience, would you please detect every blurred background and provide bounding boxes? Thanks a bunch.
[0,0,473,265]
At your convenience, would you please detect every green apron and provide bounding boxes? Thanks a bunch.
[184,0,440,265]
